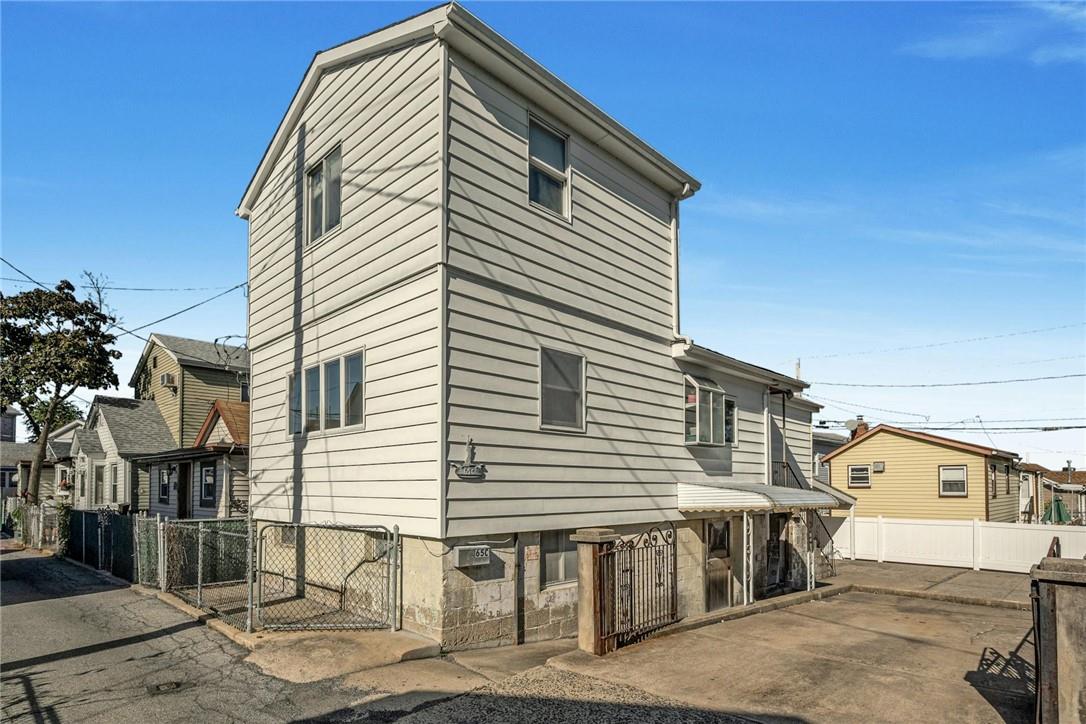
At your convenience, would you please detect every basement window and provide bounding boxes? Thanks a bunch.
[684,376,734,446]
[527,119,568,217]
[541,529,577,587]
[940,465,967,497]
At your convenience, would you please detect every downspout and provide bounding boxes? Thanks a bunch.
[762,389,770,485]
[670,183,693,341]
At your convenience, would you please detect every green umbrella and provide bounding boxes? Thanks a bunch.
[1042,496,1072,525]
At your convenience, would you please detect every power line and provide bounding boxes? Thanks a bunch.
[805,393,931,420]
[115,282,247,338]
[2,277,235,292]
[820,417,1086,425]
[804,322,1085,360]
[819,424,1086,432]
[811,373,1085,389]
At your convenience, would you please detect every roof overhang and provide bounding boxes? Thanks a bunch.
[678,482,846,513]
[672,340,812,395]
[1042,479,1086,494]
[131,446,242,463]
[235,2,700,219]
[822,424,1018,463]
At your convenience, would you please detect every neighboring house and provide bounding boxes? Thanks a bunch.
[1016,462,1050,523]
[823,424,1020,522]
[1,407,25,496]
[44,420,81,500]
[1,442,39,498]
[137,400,250,519]
[128,333,250,448]
[69,396,175,512]
[237,3,849,650]
[1,406,18,442]
[1040,468,1086,524]
[812,430,848,483]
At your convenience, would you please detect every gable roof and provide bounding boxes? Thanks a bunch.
[236,2,699,219]
[1042,470,1086,486]
[193,400,250,448]
[1017,462,1050,474]
[74,429,105,457]
[89,396,176,456]
[1,441,40,467]
[128,333,249,387]
[821,424,1018,463]
[47,439,72,462]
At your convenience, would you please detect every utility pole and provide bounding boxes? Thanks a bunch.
[795,358,801,380]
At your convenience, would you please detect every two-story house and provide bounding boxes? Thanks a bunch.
[238,3,847,650]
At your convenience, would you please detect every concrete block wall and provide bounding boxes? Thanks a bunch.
[399,536,445,642]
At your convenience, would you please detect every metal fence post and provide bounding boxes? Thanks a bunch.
[37,505,44,549]
[82,512,89,565]
[197,521,204,608]
[246,512,254,633]
[159,516,167,592]
[135,515,142,584]
[97,515,103,570]
[390,525,400,630]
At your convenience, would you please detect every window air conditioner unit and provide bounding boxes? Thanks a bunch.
[159,372,177,388]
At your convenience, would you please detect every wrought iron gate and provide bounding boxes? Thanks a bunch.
[598,525,678,649]
[257,523,397,630]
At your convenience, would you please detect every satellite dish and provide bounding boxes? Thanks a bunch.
[844,419,859,432]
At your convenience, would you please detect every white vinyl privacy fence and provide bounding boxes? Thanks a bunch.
[823,515,1086,573]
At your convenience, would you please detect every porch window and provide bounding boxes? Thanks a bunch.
[684,376,733,446]
[344,351,364,427]
[940,465,967,497]
[94,464,104,505]
[304,366,320,433]
[158,469,169,503]
[541,529,577,587]
[540,347,584,431]
[323,359,341,430]
[110,464,118,503]
[307,145,342,243]
[199,463,216,507]
[527,119,568,217]
[989,464,997,499]
[287,373,302,436]
[847,465,871,488]
[79,473,85,497]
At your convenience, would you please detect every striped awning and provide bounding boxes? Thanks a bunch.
[678,482,844,512]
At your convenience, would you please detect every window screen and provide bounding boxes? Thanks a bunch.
[528,120,567,215]
[540,347,583,429]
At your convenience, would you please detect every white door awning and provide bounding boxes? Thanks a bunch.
[678,482,845,512]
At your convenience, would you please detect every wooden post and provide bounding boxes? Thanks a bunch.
[571,528,619,656]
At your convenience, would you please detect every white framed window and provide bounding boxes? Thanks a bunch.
[287,373,302,436]
[540,529,577,587]
[684,376,734,446]
[307,145,342,243]
[344,351,365,428]
[158,468,169,502]
[288,350,366,436]
[539,347,585,431]
[94,464,105,505]
[110,464,118,503]
[304,366,321,433]
[527,118,569,218]
[989,464,998,499]
[940,465,968,497]
[323,359,341,430]
[199,463,216,507]
[847,465,871,488]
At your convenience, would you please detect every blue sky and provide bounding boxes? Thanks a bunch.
[3,2,1084,466]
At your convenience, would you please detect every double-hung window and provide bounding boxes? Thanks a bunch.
[848,465,871,488]
[940,465,967,497]
[1004,464,1011,495]
[527,119,568,217]
[989,464,997,498]
[79,473,85,497]
[540,347,584,431]
[684,376,734,446]
[94,464,104,505]
[110,464,118,503]
[540,529,577,587]
[288,351,365,435]
[200,463,216,507]
[308,145,342,243]
[158,469,170,503]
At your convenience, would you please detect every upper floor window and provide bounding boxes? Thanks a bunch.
[289,351,365,436]
[308,145,342,243]
[848,465,871,488]
[540,347,584,431]
[940,465,967,497]
[684,376,735,446]
[527,119,568,217]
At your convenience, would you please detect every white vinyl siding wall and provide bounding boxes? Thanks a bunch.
[245,39,443,538]
[148,456,242,519]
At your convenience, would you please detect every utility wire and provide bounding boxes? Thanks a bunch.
[811,373,1085,388]
[115,282,247,338]
[803,322,1085,360]
[805,393,930,420]
[819,424,1086,432]
[2,277,235,292]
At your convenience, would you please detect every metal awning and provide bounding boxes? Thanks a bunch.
[678,482,845,512]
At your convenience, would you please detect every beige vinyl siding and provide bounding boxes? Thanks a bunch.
[679,362,769,482]
[134,343,183,447]
[94,416,128,509]
[225,455,249,516]
[248,271,441,536]
[180,367,245,447]
[828,432,987,520]
[247,39,443,350]
[986,456,1020,523]
[149,456,233,520]
[771,400,815,477]
[132,462,150,512]
[446,51,674,340]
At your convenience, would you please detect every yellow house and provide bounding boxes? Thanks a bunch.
[823,425,1021,522]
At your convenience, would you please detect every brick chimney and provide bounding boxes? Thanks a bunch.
[851,415,869,440]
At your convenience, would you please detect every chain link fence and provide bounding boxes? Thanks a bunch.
[135,515,160,587]
[162,517,252,630]
[257,523,397,630]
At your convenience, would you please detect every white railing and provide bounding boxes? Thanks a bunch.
[824,515,1086,573]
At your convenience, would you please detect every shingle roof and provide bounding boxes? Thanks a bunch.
[1017,462,1050,474]
[821,424,1018,463]
[74,429,104,456]
[92,396,175,456]
[1042,470,1086,486]
[1,441,40,467]
[194,400,250,447]
[154,334,249,371]
[47,439,72,461]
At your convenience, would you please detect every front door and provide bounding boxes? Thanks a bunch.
[177,462,191,518]
[766,513,791,590]
[705,519,733,611]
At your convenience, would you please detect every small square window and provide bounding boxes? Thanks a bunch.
[940,465,967,497]
[308,146,342,243]
[528,120,568,216]
[848,465,871,488]
[540,347,584,430]
[541,529,577,587]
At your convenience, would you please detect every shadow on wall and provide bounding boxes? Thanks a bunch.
[963,630,1036,724]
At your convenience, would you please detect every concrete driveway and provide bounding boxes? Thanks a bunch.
[549,591,1035,723]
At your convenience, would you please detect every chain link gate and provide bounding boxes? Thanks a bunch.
[161,517,252,629]
[257,523,398,630]
[135,515,160,587]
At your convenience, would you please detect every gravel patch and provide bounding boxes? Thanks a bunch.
[397,666,750,723]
